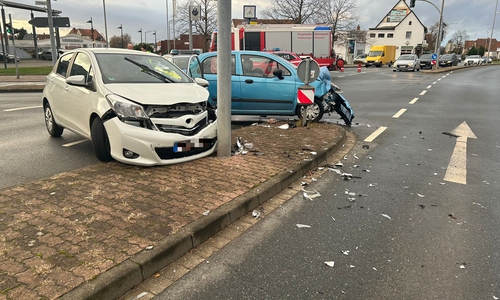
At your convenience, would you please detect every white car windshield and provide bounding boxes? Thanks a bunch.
[95,53,191,84]
[398,55,415,60]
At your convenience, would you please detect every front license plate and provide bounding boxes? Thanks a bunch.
[174,138,211,152]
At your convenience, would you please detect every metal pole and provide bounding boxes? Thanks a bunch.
[1,7,10,53]
[0,10,6,69]
[103,0,108,47]
[217,0,231,158]
[46,0,57,63]
[173,0,176,50]
[433,0,445,70]
[31,11,39,59]
[154,30,156,52]
[8,14,19,78]
[488,0,499,62]
[166,0,170,53]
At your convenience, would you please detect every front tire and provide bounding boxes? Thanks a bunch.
[44,103,64,137]
[91,117,113,162]
[297,98,324,123]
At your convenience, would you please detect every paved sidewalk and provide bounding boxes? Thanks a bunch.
[0,121,347,300]
[0,75,46,93]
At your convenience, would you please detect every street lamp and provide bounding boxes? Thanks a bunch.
[118,24,123,48]
[138,28,143,44]
[487,2,499,61]
[153,30,157,52]
[145,30,156,46]
[86,17,94,47]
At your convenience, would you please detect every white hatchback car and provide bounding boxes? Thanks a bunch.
[393,54,420,72]
[42,48,217,166]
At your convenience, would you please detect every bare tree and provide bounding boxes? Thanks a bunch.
[174,0,217,52]
[450,29,469,53]
[261,0,324,24]
[109,33,132,48]
[312,0,359,48]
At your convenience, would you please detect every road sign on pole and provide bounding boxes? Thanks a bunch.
[29,17,70,28]
[35,1,47,5]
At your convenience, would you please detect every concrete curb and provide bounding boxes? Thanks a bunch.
[0,84,45,93]
[58,127,347,300]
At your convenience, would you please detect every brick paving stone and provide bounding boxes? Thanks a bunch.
[0,122,342,299]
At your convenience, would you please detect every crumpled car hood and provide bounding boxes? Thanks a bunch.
[104,83,209,105]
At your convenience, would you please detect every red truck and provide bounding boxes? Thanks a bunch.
[209,24,345,71]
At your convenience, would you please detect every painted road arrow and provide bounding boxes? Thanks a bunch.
[444,121,477,184]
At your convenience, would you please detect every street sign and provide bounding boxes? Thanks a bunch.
[297,59,320,84]
[28,17,70,28]
[431,60,436,65]
[35,1,47,5]
[431,53,438,60]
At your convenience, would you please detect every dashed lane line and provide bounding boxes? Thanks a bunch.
[419,90,427,95]
[364,126,388,142]
[426,85,432,89]
[409,97,419,104]
[392,109,407,118]
[3,105,42,112]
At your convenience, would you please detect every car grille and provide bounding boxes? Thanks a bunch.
[144,102,214,136]
[155,137,217,159]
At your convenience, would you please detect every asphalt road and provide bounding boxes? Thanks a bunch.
[148,66,500,299]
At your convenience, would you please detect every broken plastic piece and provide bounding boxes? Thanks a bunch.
[244,142,254,149]
[329,168,342,175]
[342,250,349,255]
[362,169,371,172]
[310,151,317,155]
[417,194,425,198]
[252,210,261,218]
[278,124,290,130]
[381,214,392,220]
[146,246,153,250]
[202,210,210,216]
[353,153,359,159]
[296,224,311,228]
[268,118,277,124]
[303,190,321,200]
[324,261,335,267]
[459,265,465,269]
[442,131,460,138]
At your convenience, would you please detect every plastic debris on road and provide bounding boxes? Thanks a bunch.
[335,162,344,167]
[202,210,210,216]
[324,261,335,267]
[442,131,460,138]
[329,168,342,175]
[303,189,321,200]
[353,153,359,159]
[296,224,311,228]
[252,210,261,218]
[417,194,425,198]
[278,124,290,130]
[459,264,466,269]
[381,214,392,220]
[146,246,154,250]
[342,250,350,256]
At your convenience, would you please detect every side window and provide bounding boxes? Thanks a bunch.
[70,53,92,82]
[201,55,236,75]
[56,53,73,77]
[241,54,291,77]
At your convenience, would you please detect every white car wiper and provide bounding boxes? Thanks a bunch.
[124,57,174,83]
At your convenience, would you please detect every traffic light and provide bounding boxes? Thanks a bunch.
[410,0,416,7]
[5,22,12,34]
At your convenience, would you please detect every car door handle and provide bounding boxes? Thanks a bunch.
[245,79,253,84]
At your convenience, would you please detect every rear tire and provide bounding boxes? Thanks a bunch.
[297,98,324,123]
[44,103,64,137]
[91,117,113,162]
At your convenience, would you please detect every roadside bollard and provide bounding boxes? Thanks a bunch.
[358,63,361,72]
[340,66,344,72]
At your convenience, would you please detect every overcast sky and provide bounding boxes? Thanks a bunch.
[4,0,499,43]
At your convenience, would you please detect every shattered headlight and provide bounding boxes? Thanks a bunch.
[106,94,149,121]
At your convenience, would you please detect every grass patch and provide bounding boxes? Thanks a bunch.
[0,66,52,76]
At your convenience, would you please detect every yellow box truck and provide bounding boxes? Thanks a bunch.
[365,45,397,68]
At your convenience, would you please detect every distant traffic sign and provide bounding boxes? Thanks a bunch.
[431,53,438,60]
[28,17,71,28]
[34,1,47,5]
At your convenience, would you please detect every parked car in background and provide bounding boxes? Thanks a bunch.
[39,49,65,60]
[354,53,367,64]
[419,54,433,69]
[0,52,19,63]
[482,56,492,64]
[393,54,420,72]
[163,54,197,73]
[438,53,458,67]
[42,48,216,166]
[465,55,483,65]
[269,51,303,67]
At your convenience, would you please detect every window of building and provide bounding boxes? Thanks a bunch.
[378,33,385,38]
[409,21,412,25]
[387,33,394,38]
[406,31,412,39]
[370,33,376,38]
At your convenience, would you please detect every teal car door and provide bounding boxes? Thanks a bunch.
[200,54,241,110]
[238,53,297,115]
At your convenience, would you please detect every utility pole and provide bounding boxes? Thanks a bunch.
[217,0,231,158]
[46,0,57,63]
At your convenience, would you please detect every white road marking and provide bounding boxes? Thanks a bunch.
[438,78,442,81]
[444,122,477,185]
[392,109,407,118]
[62,139,88,147]
[426,85,432,89]
[409,97,419,104]
[3,105,42,112]
[433,81,437,84]
[419,90,427,95]
[364,126,388,142]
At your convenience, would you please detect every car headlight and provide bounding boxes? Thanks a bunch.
[408,62,413,66]
[106,94,149,121]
